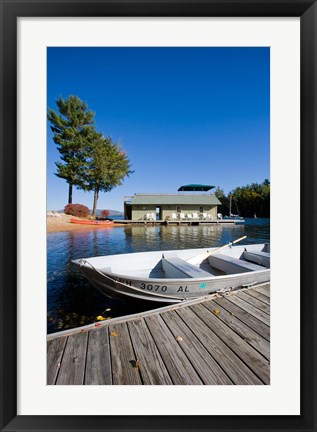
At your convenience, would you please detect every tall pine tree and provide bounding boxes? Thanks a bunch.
[81,131,133,216]
[48,96,95,204]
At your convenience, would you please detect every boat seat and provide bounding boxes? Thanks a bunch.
[243,250,270,268]
[162,256,213,279]
[208,253,264,274]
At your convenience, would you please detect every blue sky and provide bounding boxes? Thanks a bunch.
[47,47,270,212]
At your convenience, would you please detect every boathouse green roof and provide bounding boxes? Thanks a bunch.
[178,184,215,191]
[130,194,221,206]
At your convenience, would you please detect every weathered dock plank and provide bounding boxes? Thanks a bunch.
[191,303,270,384]
[128,318,173,385]
[235,291,270,315]
[56,332,88,385]
[48,284,270,385]
[108,323,142,385]
[47,336,67,385]
[85,326,112,385]
[161,310,233,385]
[177,307,263,385]
[145,314,203,385]
[252,285,270,297]
[245,288,270,305]
[202,300,270,360]
[225,294,270,326]
[213,296,270,341]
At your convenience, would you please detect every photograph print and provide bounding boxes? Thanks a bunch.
[47,47,270,385]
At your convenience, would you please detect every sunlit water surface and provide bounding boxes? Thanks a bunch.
[47,218,270,333]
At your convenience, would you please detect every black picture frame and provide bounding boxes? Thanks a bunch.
[0,1,316,431]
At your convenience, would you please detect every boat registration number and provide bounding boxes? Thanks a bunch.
[139,283,190,293]
[140,283,168,292]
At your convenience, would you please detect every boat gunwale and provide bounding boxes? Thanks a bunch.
[74,260,270,284]
[72,243,270,285]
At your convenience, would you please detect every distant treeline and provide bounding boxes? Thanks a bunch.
[215,179,270,218]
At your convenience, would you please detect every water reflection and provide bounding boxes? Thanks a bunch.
[122,223,251,252]
[47,218,270,333]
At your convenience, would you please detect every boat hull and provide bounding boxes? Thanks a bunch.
[73,245,270,303]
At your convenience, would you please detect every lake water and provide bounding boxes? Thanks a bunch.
[47,218,270,333]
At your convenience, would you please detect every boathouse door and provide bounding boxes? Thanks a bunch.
[156,206,162,220]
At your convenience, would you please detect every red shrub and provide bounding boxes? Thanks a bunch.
[64,203,90,217]
[101,210,110,218]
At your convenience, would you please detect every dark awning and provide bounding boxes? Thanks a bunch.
[178,184,215,192]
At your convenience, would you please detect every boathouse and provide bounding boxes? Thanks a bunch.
[124,184,221,221]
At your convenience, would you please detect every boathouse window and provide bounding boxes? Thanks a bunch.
[176,206,181,213]
[200,206,204,213]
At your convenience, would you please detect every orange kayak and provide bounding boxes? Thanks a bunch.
[70,218,114,226]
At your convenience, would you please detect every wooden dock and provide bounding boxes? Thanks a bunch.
[47,284,270,385]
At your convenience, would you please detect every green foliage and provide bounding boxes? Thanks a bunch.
[221,179,270,217]
[64,203,90,217]
[83,133,133,192]
[214,186,225,199]
[214,186,229,214]
[80,131,133,215]
[48,95,133,212]
[48,96,96,202]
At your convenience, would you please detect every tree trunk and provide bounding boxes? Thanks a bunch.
[92,189,99,216]
[68,183,73,204]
